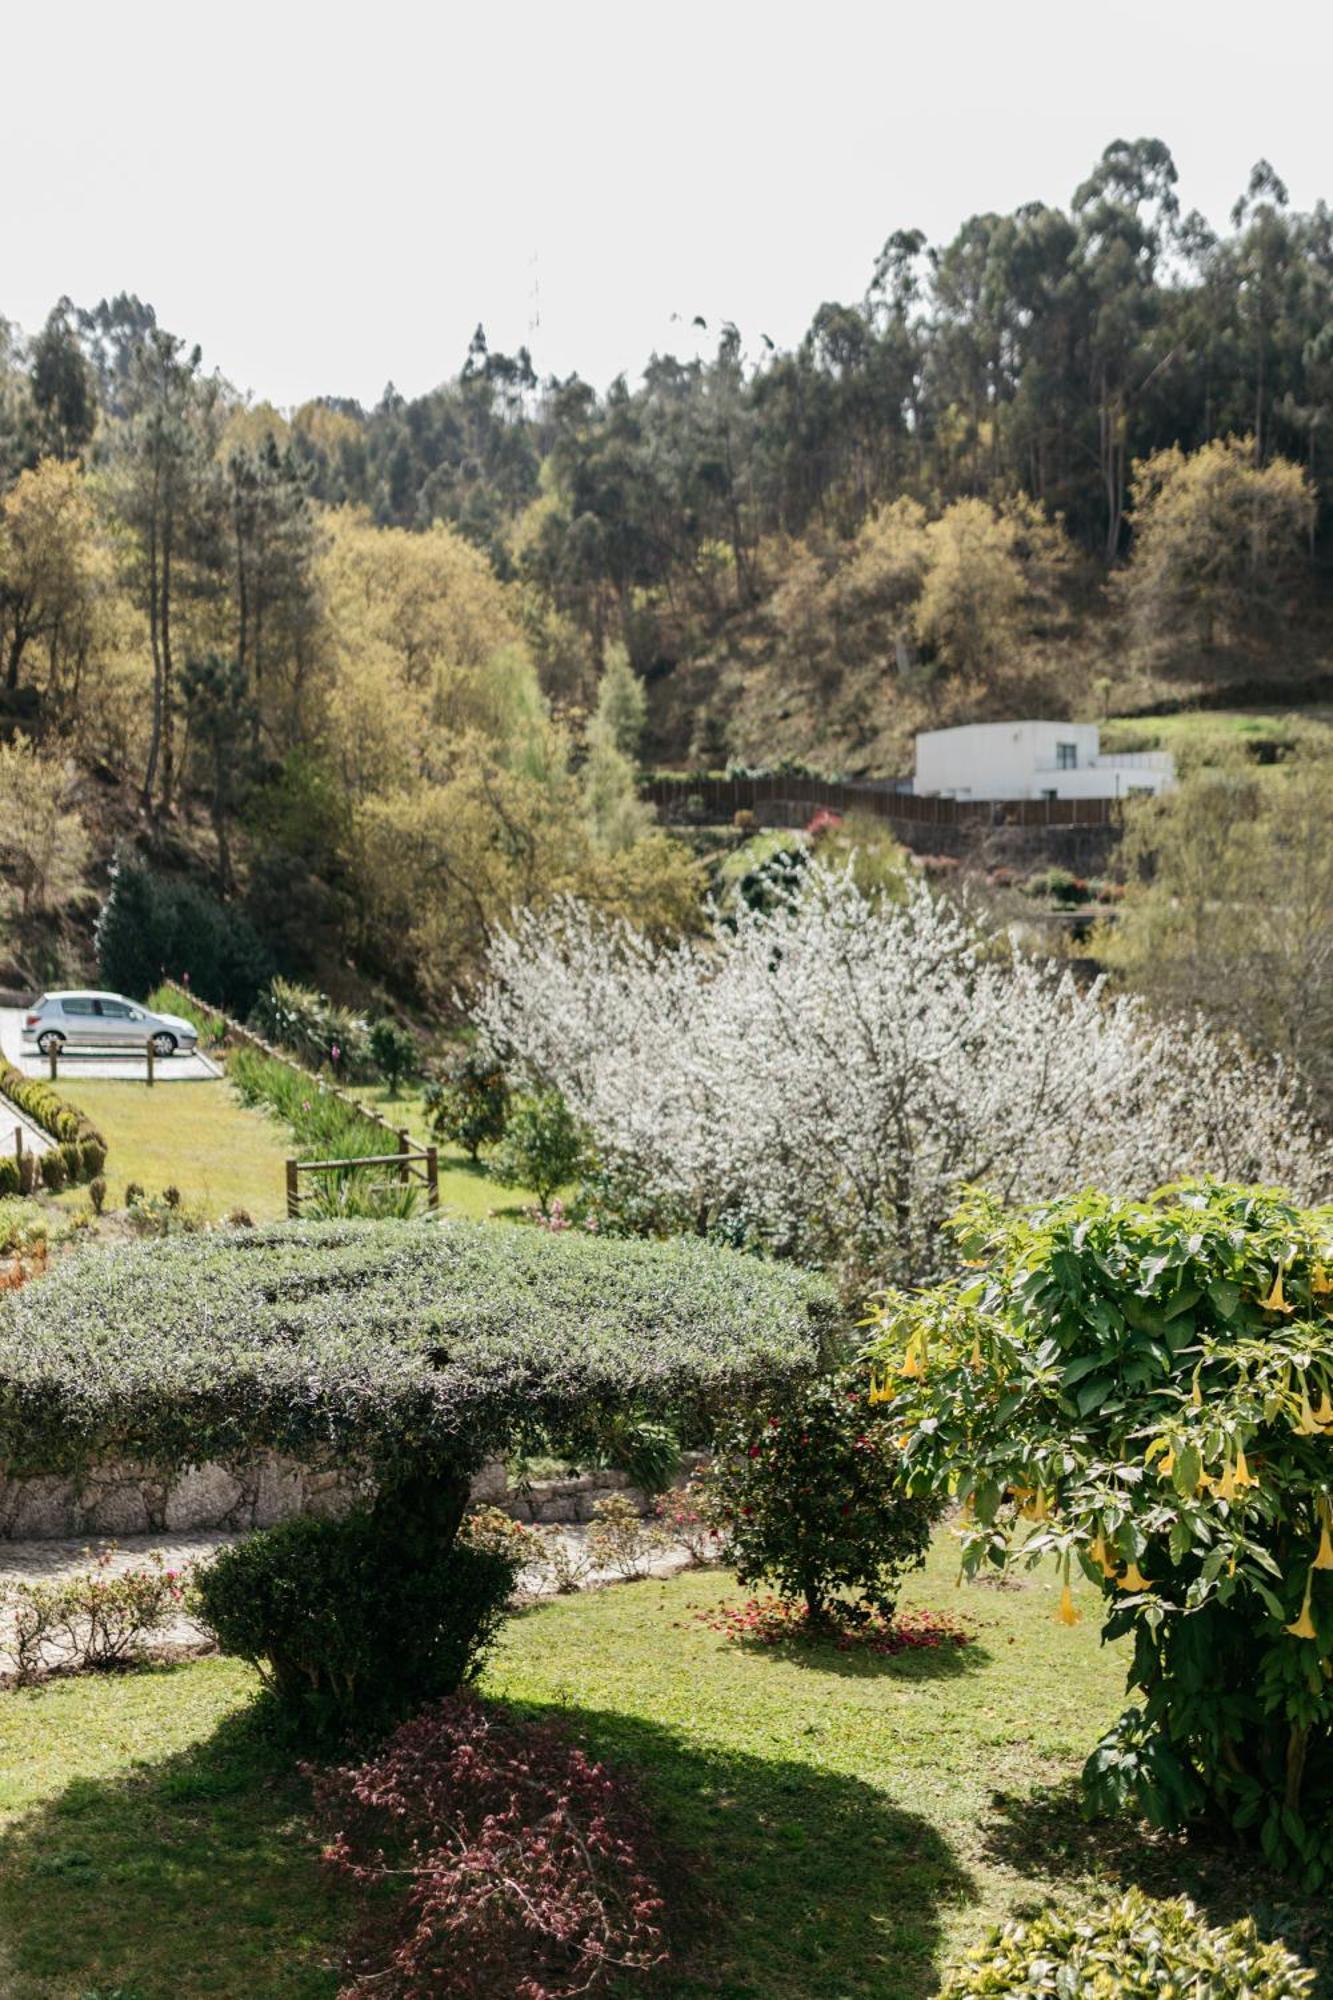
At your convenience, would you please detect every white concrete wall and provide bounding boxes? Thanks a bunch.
[913,720,1173,800]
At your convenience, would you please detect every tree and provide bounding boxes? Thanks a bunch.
[181,652,251,889]
[590,642,646,759]
[0,459,106,698]
[1118,437,1314,652]
[475,865,1321,1291]
[488,1089,587,1214]
[1101,747,1333,1113]
[0,733,88,915]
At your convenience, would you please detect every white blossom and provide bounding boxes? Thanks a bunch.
[475,865,1325,1287]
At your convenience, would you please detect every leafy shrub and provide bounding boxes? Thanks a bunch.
[940,1889,1314,1998]
[96,852,273,1014]
[192,1512,518,1739]
[88,1175,107,1216]
[586,1493,672,1580]
[423,1045,510,1160]
[368,1018,419,1097]
[123,1181,144,1206]
[251,977,373,1079]
[2,1549,190,1685]
[703,1371,938,1623]
[489,1090,587,1214]
[0,1160,17,1199]
[38,1150,66,1193]
[458,1504,549,1577]
[655,1480,727,1565]
[0,1059,105,1186]
[313,1695,669,1998]
[869,1181,1333,1882]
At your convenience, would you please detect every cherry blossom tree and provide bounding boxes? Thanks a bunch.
[475,866,1324,1290]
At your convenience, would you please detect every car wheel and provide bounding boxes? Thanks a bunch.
[150,1032,178,1057]
[36,1031,64,1057]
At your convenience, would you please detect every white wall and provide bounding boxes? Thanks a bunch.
[913,720,1173,801]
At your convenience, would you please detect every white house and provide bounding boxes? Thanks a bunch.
[912,720,1174,802]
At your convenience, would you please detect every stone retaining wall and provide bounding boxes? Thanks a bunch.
[0,1453,657,1541]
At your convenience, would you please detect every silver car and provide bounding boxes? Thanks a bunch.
[21,991,199,1058]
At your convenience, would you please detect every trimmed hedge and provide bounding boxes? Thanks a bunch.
[0,1061,106,1192]
[0,1219,836,1484]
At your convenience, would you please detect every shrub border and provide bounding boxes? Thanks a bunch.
[0,1059,107,1195]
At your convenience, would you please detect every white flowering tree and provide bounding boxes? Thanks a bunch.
[475,865,1324,1287]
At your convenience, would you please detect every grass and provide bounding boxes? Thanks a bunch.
[1,1535,1324,1998]
[54,1079,294,1222]
[1103,705,1333,762]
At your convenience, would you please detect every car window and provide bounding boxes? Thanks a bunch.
[62,998,95,1016]
[100,1000,132,1018]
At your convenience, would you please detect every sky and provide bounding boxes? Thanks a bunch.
[5,0,1333,412]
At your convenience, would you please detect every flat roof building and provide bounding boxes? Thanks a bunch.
[913,720,1174,802]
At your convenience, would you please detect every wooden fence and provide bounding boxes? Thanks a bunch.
[285,1144,439,1217]
[640,773,1121,832]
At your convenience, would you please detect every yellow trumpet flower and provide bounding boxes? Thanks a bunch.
[1314,1522,1333,1572]
[1286,1568,1318,1641]
[1089,1531,1119,1579]
[1233,1446,1259,1491]
[1213,1459,1238,1503]
[1118,1562,1151,1593]
[899,1340,926,1380]
[1056,1583,1081,1627]
[1294,1382,1323,1436]
[1316,1388,1333,1428]
[1260,1267,1295,1314]
[969,1332,984,1369]
[1313,1262,1332,1296]
[1190,1363,1203,1410]
[1018,1491,1050,1523]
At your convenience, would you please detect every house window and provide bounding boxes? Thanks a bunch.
[1056,742,1078,770]
[1041,788,1058,801]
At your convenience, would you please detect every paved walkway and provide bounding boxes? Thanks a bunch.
[0,1096,50,1161]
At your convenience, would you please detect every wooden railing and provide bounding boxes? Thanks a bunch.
[285,1144,439,1217]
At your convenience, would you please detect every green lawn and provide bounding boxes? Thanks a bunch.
[52,1078,531,1224]
[57,1079,294,1221]
[1103,705,1333,762]
[1,1536,1323,1998]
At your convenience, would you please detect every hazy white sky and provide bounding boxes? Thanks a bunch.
[5,0,1331,410]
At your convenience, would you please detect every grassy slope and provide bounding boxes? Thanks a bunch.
[1,1538,1322,1999]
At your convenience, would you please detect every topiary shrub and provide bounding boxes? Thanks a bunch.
[368,1018,419,1099]
[0,1160,18,1200]
[940,1889,1313,1998]
[702,1370,938,1625]
[0,1060,106,1188]
[192,1512,518,1740]
[88,1176,107,1216]
[489,1089,586,1213]
[1,1221,833,1723]
[38,1150,65,1193]
[423,1045,510,1160]
[313,1695,668,1997]
[869,1181,1333,1882]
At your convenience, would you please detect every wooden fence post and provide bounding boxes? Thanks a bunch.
[397,1128,410,1184]
[48,1043,58,1082]
[285,1159,300,1218]
[144,1038,154,1087]
[426,1146,439,1210]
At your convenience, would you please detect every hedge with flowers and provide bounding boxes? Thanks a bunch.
[865,1181,1333,1884]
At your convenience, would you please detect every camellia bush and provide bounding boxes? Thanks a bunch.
[702,1372,938,1624]
[866,1181,1333,1881]
[0,1220,833,1727]
[474,866,1320,1288]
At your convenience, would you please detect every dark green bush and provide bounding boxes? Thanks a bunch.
[96,852,273,1014]
[88,1176,107,1215]
[192,1511,518,1740]
[940,1888,1313,1998]
[490,1090,587,1213]
[423,1045,510,1160]
[59,1142,81,1184]
[368,1018,419,1097]
[80,1139,106,1180]
[703,1371,938,1622]
[0,1160,18,1199]
[38,1151,66,1193]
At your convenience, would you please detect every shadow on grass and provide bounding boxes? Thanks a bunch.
[507,1703,977,1999]
[982,1777,1331,1994]
[0,1672,341,2000]
[0,1668,975,2000]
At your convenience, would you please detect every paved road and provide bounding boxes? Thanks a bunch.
[0,1006,222,1083]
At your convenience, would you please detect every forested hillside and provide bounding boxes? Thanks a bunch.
[3,135,1333,1009]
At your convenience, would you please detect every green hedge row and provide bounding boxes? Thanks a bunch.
[0,1219,836,1482]
[0,1062,107,1198]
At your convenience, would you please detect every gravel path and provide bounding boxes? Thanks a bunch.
[0,1527,699,1673]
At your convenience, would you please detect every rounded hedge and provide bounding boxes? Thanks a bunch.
[941,1889,1313,1998]
[0,1219,836,1484]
